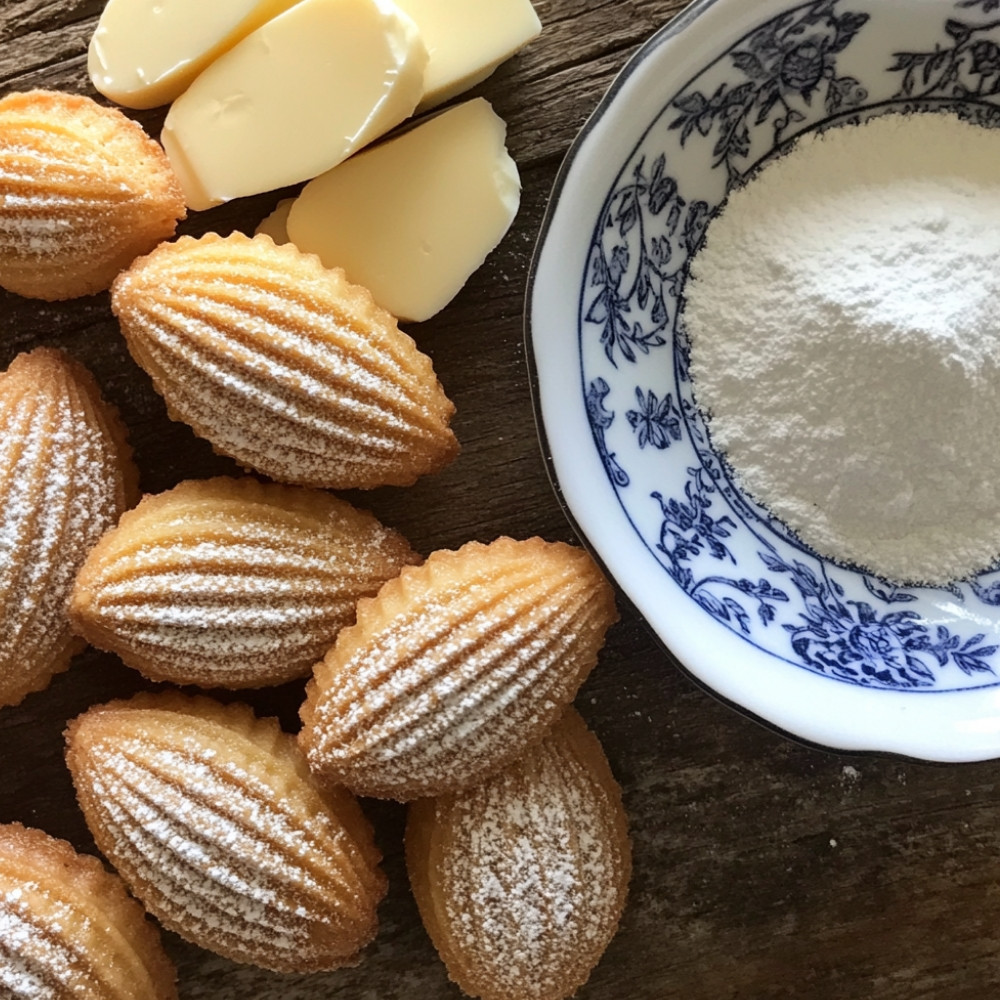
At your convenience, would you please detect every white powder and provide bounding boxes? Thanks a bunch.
[685,112,1000,585]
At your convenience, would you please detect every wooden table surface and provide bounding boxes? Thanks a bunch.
[2,1,1000,998]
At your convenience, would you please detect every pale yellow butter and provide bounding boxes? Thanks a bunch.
[255,198,294,245]
[396,0,542,110]
[88,0,302,110]
[160,0,428,211]
[286,97,521,323]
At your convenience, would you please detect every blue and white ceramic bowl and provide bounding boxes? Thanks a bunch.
[527,0,1000,762]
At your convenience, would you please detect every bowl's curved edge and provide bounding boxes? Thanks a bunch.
[523,0,718,538]
[521,0,1000,767]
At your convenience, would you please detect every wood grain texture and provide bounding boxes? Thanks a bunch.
[1,1,998,999]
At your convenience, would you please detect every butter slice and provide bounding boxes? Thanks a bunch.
[395,0,542,110]
[286,98,521,323]
[161,0,428,211]
[88,0,303,110]
[255,198,294,245]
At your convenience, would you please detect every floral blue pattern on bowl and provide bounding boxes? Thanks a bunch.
[529,0,1000,759]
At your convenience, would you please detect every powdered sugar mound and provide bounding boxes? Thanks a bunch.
[686,112,1000,584]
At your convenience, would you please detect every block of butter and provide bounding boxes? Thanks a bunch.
[88,0,302,110]
[255,198,294,244]
[286,97,521,323]
[396,0,542,110]
[161,0,428,211]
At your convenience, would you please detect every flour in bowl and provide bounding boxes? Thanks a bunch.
[684,112,1000,585]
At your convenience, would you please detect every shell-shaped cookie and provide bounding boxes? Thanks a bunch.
[69,476,420,689]
[0,348,137,708]
[406,709,631,1000]
[0,822,177,1000]
[299,537,619,800]
[111,232,459,489]
[65,692,388,973]
[0,90,185,300]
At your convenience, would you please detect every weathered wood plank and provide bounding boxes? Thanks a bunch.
[1,2,999,999]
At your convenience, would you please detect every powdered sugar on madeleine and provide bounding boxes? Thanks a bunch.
[299,537,618,800]
[65,692,387,973]
[406,709,631,1000]
[0,90,185,300]
[0,822,177,1000]
[69,476,420,689]
[111,232,459,489]
[0,348,137,708]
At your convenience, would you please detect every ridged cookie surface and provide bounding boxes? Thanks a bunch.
[0,90,185,300]
[0,348,137,708]
[65,692,387,973]
[69,476,420,688]
[111,232,459,489]
[0,822,177,1000]
[299,537,618,800]
[406,709,631,1000]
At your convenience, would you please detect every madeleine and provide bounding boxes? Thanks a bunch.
[0,348,137,708]
[0,822,177,1000]
[406,709,631,1000]
[111,232,459,489]
[65,692,387,973]
[300,537,618,799]
[70,476,420,688]
[0,90,184,299]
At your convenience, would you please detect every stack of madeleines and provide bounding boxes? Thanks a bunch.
[0,87,631,1000]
